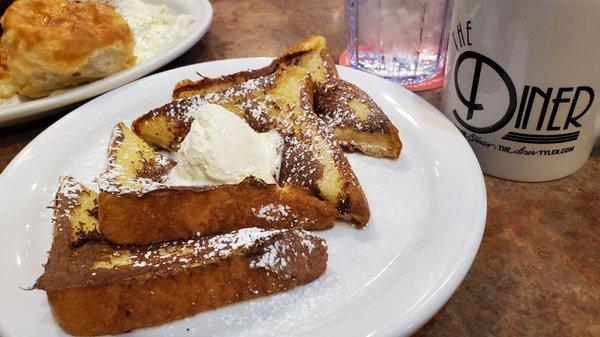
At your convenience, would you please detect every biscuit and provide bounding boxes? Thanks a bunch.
[1,0,134,98]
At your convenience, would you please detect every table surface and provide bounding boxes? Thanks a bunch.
[1,1,598,336]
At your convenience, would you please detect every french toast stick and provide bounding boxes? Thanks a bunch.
[34,177,328,336]
[97,123,338,244]
[173,35,401,158]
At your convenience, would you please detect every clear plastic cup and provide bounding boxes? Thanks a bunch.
[346,0,453,86]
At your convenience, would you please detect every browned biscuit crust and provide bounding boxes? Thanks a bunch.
[1,0,134,97]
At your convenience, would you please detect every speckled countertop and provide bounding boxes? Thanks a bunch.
[0,0,598,335]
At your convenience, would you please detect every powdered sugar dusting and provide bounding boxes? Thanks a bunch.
[249,203,317,227]
[249,239,289,272]
[252,204,290,220]
[200,227,282,261]
[319,80,387,132]
[88,227,324,277]
[52,176,83,223]
[57,176,83,201]
[96,123,171,195]
[211,272,342,337]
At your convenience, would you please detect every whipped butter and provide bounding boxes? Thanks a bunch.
[93,0,195,62]
[169,103,282,186]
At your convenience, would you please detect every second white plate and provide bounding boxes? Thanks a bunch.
[0,58,486,337]
[0,0,213,126]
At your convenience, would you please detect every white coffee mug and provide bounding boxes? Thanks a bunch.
[442,0,600,182]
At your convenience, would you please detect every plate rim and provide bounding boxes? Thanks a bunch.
[0,0,213,126]
[0,57,487,337]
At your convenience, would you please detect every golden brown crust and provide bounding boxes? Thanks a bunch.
[36,178,328,336]
[172,35,336,100]
[47,252,326,336]
[172,36,336,100]
[172,35,400,158]
[98,179,338,245]
[173,62,278,99]
[0,48,9,82]
[277,34,327,57]
[2,0,133,66]
[0,47,16,98]
[1,0,134,97]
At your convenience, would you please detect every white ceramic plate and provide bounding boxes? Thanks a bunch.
[0,0,213,127]
[0,59,486,337]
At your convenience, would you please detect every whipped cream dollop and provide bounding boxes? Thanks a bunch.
[169,103,282,186]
